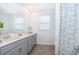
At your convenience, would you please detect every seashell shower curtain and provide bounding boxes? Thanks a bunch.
[60,3,79,55]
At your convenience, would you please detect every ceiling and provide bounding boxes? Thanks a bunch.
[0,3,55,15]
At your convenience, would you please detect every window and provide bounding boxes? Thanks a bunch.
[14,17,24,31]
[38,16,50,30]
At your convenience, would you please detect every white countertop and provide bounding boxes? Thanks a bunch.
[0,33,36,48]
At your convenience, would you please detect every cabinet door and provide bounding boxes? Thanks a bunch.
[34,34,36,45]
[6,47,21,55]
[21,40,27,55]
[27,36,32,53]
[32,34,36,48]
[27,34,37,54]
[31,35,34,48]
[22,44,27,55]
[6,42,27,55]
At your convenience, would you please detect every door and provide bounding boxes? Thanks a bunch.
[37,16,53,45]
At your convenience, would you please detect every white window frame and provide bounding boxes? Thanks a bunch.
[38,16,50,30]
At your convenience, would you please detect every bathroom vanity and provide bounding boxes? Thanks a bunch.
[0,33,37,55]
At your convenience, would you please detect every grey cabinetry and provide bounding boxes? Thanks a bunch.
[0,38,27,55]
[27,36,32,53]
[21,38,27,55]
[27,34,36,54]
[32,34,37,48]
[0,34,36,55]
[6,46,22,55]
[6,40,27,55]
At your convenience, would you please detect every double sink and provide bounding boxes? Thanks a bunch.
[0,33,29,43]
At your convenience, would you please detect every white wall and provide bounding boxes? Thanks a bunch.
[55,3,60,55]
[30,5,56,45]
[50,8,55,45]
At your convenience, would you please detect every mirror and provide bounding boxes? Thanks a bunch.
[0,6,30,34]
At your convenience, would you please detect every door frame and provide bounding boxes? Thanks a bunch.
[55,3,61,55]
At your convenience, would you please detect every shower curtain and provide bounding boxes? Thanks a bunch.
[60,3,79,55]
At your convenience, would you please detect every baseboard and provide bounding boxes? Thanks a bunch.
[36,42,55,45]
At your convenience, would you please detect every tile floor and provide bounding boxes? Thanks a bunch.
[29,44,55,55]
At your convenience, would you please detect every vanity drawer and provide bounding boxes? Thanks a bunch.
[1,38,26,55]
[5,46,21,55]
[1,42,17,54]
